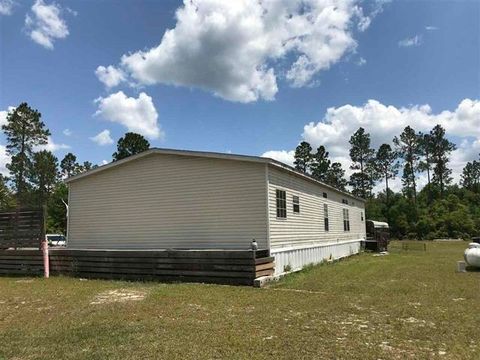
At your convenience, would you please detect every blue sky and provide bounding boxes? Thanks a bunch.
[0,0,479,186]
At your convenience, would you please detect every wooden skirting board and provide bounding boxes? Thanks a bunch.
[0,249,275,286]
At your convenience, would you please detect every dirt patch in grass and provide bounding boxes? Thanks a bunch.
[90,289,147,305]
[15,279,34,283]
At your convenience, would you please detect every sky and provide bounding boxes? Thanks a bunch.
[0,0,479,192]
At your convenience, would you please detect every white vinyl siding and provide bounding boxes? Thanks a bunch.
[67,153,268,250]
[267,167,366,249]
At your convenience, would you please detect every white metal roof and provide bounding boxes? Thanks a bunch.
[65,148,365,203]
[367,220,389,228]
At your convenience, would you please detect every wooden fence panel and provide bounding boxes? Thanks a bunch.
[0,208,45,249]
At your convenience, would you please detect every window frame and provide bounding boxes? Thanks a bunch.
[276,189,287,219]
[324,203,329,232]
[292,195,300,214]
[343,209,350,232]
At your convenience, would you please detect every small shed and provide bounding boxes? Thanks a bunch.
[365,220,389,252]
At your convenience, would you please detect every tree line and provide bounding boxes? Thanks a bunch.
[293,125,480,240]
[1,102,478,240]
[0,103,151,234]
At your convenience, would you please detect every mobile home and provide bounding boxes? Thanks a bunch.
[66,148,366,275]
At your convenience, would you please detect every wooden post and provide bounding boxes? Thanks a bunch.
[41,205,49,278]
[14,207,19,250]
[41,239,49,278]
[39,205,47,249]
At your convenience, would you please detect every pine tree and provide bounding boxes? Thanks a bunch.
[349,172,370,198]
[429,125,456,197]
[418,133,433,186]
[393,126,421,204]
[461,159,480,193]
[400,162,415,199]
[60,152,79,178]
[29,150,59,206]
[375,144,399,205]
[293,141,313,173]
[325,162,348,191]
[47,182,68,233]
[2,103,50,203]
[349,127,375,198]
[418,132,434,203]
[113,132,150,161]
[310,145,331,182]
[78,161,97,173]
[365,157,382,198]
[0,174,15,210]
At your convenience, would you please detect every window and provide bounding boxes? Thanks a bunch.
[292,195,300,213]
[342,199,348,204]
[323,192,328,198]
[324,204,329,232]
[361,212,364,221]
[343,209,350,231]
[276,189,287,218]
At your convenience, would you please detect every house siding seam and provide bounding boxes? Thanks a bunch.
[67,153,268,250]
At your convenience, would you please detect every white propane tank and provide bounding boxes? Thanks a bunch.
[464,243,480,268]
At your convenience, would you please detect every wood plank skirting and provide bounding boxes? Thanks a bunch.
[0,250,45,276]
[271,239,362,276]
[0,249,274,286]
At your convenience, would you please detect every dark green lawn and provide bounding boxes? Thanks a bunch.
[0,241,478,359]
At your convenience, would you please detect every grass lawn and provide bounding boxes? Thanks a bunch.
[0,241,479,359]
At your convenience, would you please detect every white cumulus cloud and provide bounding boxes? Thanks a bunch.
[90,129,114,146]
[1,107,13,176]
[398,35,422,47]
[98,0,385,102]
[0,145,10,176]
[95,65,126,89]
[94,91,163,139]
[34,136,70,152]
[25,0,70,49]
[0,0,15,15]
[63,128,72,136]
[262,150,295,167]
[264,98,480,192]
[356,57,367,66]
[0,106,15,126]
